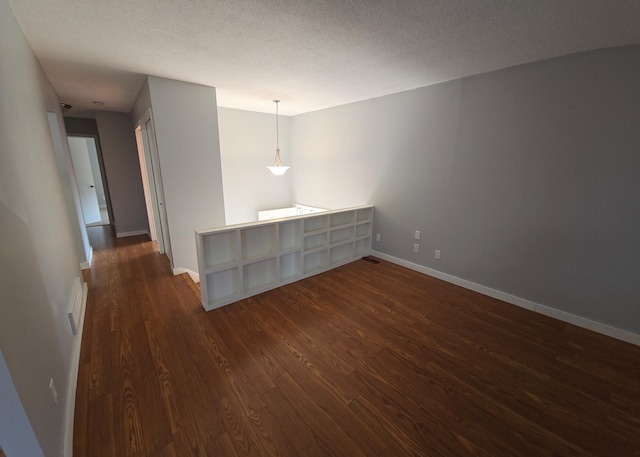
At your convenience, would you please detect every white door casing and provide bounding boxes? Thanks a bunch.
[135,109,173,266]
[135,125,159,245]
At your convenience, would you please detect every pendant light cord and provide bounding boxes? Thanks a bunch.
[274,100,281,166]
[267,99,289,175]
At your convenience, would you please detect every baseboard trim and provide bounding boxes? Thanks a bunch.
[371,251,640,347]
[115,229,148,238]
[63,280,88,456]
[173,267,200,283]
[80,245,93,270]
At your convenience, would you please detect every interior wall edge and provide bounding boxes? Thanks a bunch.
[172,267,200,283]
[80,245,93,270]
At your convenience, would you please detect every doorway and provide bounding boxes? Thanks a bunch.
[67,136,112,227]
[135,109,173,265]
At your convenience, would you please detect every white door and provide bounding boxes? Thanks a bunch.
[68,136,101,224]
[135,125,159,246]
[136,109,173,266]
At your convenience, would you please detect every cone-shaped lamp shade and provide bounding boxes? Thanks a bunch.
[267,166,289,176]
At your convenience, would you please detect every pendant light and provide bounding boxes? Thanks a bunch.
[267,100,290,176]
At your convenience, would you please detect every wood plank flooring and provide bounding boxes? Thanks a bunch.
[75,226,640,456]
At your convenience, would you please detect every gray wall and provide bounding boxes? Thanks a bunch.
[218,107,292,224]
[0,350,45,456]
[292,45,640,334]
[146,76,226,273]
[130,77,151,126]
[48,112,93,269]
[95,111,149,235]
[63,116,100,136]
[0,0,83,454]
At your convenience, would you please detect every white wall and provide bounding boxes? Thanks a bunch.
[95,111,149,236]
[218,107,292,224]
[146,76,226,274]
[291,45,640,336]
[0,1,84,454]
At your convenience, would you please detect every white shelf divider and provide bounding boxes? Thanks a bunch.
[196,205,373,310]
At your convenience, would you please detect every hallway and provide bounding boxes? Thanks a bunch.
[76,226,205,456]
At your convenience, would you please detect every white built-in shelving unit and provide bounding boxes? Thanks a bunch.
[196,205,374,310]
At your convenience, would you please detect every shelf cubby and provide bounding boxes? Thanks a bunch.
[330,211,354,227]
[356,222,371,238]
[357,207,373,222]
[304,232,327,251]
[243,258,277,294]
[304,250,328,275]
[355,238,370,256]
[242,225,275,261]
[330,243,354,266]
[330,226,354,245]
[279,220,301,251]
[202,230,238,270]
[304,215,328,234]
[279,252,302,282]
[205,267,240,308]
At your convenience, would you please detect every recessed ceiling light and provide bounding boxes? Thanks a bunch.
[60,103,72,111]
[92,101,105,106]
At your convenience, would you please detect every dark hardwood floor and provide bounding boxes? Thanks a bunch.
[75,226,640,456]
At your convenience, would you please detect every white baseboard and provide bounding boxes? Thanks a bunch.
[371,250,640,347]
[115,229,148,238]
[173,267,200,283]
[80,245,93,270]
[64,279,88,457]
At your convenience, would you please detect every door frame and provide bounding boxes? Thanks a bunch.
[67,133,114,226]
[135,108,173,266]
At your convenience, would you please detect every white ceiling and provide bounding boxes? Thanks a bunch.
[8,0,640,116]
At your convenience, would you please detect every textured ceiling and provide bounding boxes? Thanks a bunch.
[7,0,640,116]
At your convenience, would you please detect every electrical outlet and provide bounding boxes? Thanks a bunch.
[413,244,420,253]
[49,378,58,405]
[414,230,421,240]
[435,250,441,260]
[376,233,381,242]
